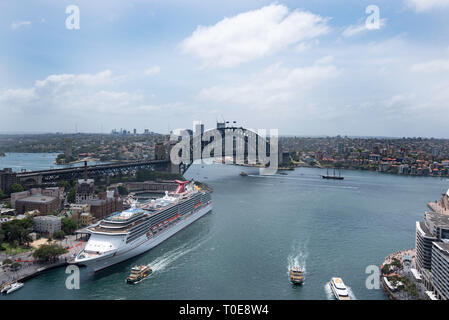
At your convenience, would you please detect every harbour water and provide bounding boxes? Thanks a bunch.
[1,156,448,300]
[0,153,107,172]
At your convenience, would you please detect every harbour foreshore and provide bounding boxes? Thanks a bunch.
[0,239,86,290]
[380,248,425,300]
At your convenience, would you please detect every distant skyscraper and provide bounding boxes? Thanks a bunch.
[133,128,137,135]
[65,138,72,158]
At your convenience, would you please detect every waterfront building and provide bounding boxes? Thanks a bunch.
[11,190,30,209]
[124,181,177,193]
[76,178,95,204]
[87,189,123,220]
[70,203,90,215]
[415,194,449,299]
[15,193,60,215]
[68,203,91,222]
[431,242,449,300]
[33,215,61,235]
[416,220,436,271]
[0,168,18,194]
[79,212,93,226]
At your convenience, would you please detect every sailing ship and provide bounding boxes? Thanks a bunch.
[322,168,344,180]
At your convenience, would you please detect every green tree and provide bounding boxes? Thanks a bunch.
[117,185,129,196]
[61,217,77,235]
[53,230,65,240]
[67,186,76,203]
[9,183,24,194]
[0,217,34,246]
[57,181,71,191]
[32,244,67,262]
[0,188,4,198]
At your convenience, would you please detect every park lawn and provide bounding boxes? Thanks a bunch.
[1,242,32,255]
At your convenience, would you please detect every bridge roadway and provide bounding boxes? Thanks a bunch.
[16,159,172,185]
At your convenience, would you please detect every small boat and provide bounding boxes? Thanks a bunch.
[240,171,248,176]
[289,267,304,285]
[1,283,12,294]
[278,172,288,175]
[329,277,350,300]
[126,265,152,283]
[6,282,24,294]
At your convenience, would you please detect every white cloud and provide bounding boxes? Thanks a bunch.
[342,19,386,37]
[11,21,31,30]
[0,70,165,116]
[405,0,449,12]
[197,61,338,108]
[35,70,117,89]
[144,66,161,76]
[180,4,330,68]
[411,58,449,72]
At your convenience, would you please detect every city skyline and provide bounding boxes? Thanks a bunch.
[1,0,449,137]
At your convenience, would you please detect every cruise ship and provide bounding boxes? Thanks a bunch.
[74,180,212,271]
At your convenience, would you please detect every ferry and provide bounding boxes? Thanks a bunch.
[5,282,24,294]
[126,265,152,283]
[74,180,212,272]
[329,277,350,300]
[289,267,304,284]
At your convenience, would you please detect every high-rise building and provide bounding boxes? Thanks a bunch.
[155,142,166,160]
[65,138,73,158]
[76,161,95,204]
[0,168,18,193]
[415,198,449,299]
[431,242,449,300]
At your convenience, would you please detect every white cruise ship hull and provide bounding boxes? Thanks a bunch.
[76,202,212,272]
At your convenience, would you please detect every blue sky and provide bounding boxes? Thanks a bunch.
[1,0,449,137]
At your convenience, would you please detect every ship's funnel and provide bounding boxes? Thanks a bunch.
[174,180,190,194]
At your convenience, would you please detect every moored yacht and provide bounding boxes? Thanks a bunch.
[5,282,24,294]
[329,277,350,300]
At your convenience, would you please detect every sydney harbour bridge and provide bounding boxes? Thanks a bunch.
[11,124,280,187]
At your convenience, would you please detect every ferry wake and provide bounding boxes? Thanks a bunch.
[73,180,212,271]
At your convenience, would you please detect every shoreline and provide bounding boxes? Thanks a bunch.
[380,248,422,300]
[0,239,86,290]
[295,164,449,178]
[54,157,101,165]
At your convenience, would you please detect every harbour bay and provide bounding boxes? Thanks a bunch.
[1,155,448,300]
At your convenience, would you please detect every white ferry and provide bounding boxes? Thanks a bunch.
[329,277,350,300]
[74,180,212,271]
